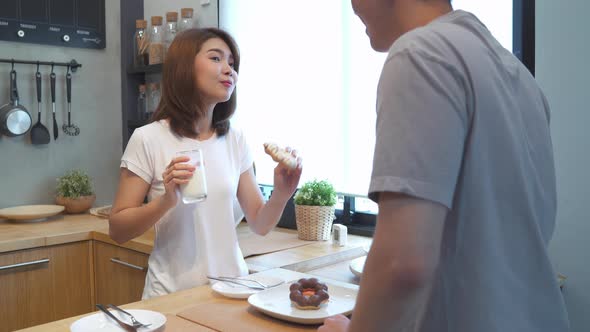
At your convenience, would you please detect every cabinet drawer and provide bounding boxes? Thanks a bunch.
[94,241,149,306]
[0,246,53,331]
[0,241,93,332]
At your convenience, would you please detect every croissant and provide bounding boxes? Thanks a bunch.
[263,142,298,169]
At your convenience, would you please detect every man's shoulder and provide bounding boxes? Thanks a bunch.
[387,10,484,63]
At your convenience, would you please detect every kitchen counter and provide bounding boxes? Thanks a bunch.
[0,214,154,254]
[3,213,370,331]
[18,268,357,332]
[0,214,371,273]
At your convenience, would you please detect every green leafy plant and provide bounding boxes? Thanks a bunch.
[293,180,337,206]
[56,170,94,198]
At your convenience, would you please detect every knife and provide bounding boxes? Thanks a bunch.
[95,304,137,332]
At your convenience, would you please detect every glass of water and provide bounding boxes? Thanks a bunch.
[176,149,207,204]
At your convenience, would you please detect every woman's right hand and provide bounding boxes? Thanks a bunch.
[162,156,195,208]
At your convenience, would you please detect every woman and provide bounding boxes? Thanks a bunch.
[109,28,302,299]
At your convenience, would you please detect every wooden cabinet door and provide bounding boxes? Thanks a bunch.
[0,246,53,332]
[94,241,148,306]
[0,241,93,332]
[49,241,94,320]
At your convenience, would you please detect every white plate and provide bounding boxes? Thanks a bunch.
[70,309,166,332]
[211,275,285,299]
[0,204,64,221]
[248,281,358,325]
[349,256,366,278]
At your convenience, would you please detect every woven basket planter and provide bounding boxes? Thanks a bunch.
[294,205,335,241]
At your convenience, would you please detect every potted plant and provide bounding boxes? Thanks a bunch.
[293,179,337,241]
[55,170,96,214]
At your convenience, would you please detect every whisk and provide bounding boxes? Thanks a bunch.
[62,66,80,136]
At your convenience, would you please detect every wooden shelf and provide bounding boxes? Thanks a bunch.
[127,64,163,74]
[127,119,148,128]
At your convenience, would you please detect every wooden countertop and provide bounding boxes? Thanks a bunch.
[18,268,359,332]
[0,214,154,254]
[4,214,371,331]
[0,214,371,275]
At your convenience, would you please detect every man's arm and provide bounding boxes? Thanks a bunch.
[347,192,446,332]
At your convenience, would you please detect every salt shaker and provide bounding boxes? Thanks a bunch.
[332,224,348,247]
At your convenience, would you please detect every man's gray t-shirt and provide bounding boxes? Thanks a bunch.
[368,10,569,331]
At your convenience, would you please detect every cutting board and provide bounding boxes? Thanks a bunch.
[239,230,313,258]
[178,299,318,332]
[164,314,215,331]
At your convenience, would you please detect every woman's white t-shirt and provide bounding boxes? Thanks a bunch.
[121,120,252,299]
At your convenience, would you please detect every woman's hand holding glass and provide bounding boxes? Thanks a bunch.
[161,156,195,207]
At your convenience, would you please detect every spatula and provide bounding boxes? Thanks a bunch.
[30,66,50,145]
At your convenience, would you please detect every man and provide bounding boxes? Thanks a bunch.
[319,0,569,331]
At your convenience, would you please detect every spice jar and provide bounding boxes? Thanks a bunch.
[133,20,149,67]
[148,16,164,65]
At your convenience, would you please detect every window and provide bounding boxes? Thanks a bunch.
[221,1,533,235]
[220,1,382,199]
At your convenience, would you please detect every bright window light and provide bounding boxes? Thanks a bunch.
[220,1,514,201]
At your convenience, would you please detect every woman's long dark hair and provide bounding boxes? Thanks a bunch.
[152,28,240,138]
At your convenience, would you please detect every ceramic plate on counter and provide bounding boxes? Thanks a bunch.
[70,309,166,332]
[349,256,366,278]
[211,275,285,299]
[248,281,358,325]
[0,204,64,222]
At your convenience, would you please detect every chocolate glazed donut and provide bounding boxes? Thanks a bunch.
[289,278,330,310]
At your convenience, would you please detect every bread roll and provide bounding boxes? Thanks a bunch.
[263,142,298,169]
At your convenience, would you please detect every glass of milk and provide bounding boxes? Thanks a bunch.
[176,149,207,204]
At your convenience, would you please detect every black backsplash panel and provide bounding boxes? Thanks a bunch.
[77,0,99,30]
[0,2,18,20]
[21,0,47,23]
[0,0,105,49]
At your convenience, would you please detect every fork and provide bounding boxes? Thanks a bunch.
[107,304,152,328]
[207,275,284,289]
[96,304,137,332]
[207,276,266,290]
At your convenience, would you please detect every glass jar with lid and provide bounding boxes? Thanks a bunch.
[147,82,161,116]
[133,19,149,67]
[148,16,164,65]
[178,8,195,31]
[164,11,178,59]
[137,84,148,120]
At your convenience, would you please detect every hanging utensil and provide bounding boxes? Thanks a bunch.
[0,61,32,137]
[30,63,50,144]
[62,66,79,136]
[50,65,58,140]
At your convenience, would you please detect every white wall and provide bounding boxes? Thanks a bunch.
[537,1,590,331]
[144,0,218,28]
